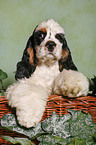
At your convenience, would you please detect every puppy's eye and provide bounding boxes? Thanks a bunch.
[55,33,65,43]
[34,30,46,45]
[35,31,46,40]
[39,33,45,39]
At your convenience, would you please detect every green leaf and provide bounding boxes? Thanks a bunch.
[1,136,32,145]
[67,138,86,145]
[1,110,96,144]
[91,75,96,85]
[38,134,67,145]
[0,90,5,96]
[41,111,71,138]
[0,69,8,81]
[67,110,96,139]
[86,134,96,145]
[0,113,43,139]
[0,113,16,127]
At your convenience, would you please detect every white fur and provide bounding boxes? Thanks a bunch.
[35,19,64,65]
[6,19,89,128]
[6,62,60,128]
[36,19,64,34]
[52,69,89,98]
[6,82,48,127]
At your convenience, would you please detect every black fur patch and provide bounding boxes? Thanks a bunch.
[34,30,47,46]
[56,33,78,72]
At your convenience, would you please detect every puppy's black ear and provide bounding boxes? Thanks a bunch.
[15,34,36,80]
[57,33,78,72]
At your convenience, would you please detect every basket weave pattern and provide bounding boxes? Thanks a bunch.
[0,95,96,144]
[41,95,96,122]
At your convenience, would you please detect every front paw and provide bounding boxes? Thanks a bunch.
[16,86,48,128]
[16,101,45,128]
[53,69,89,98]
[6,81,48,128]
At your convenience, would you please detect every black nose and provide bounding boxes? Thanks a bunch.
[45,41,56,52]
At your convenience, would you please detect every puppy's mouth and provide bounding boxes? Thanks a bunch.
[47,52,55,58]
[48,52,54,55]
[46,53,58,62]
[37,52,57,66]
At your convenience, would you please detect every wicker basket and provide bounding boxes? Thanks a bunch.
[0,95,96,144]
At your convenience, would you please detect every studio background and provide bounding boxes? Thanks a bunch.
[0,0,96,88]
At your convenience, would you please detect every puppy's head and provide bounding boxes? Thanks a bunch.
[15,19,77,80]
[32,19,68,65]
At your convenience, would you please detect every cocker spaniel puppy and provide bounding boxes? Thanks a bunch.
[6,19,89,128]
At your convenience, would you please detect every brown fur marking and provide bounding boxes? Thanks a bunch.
[62,49,69,61]
[40,28,47,33]
[59,49,69,71]
[27,47,34,64]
